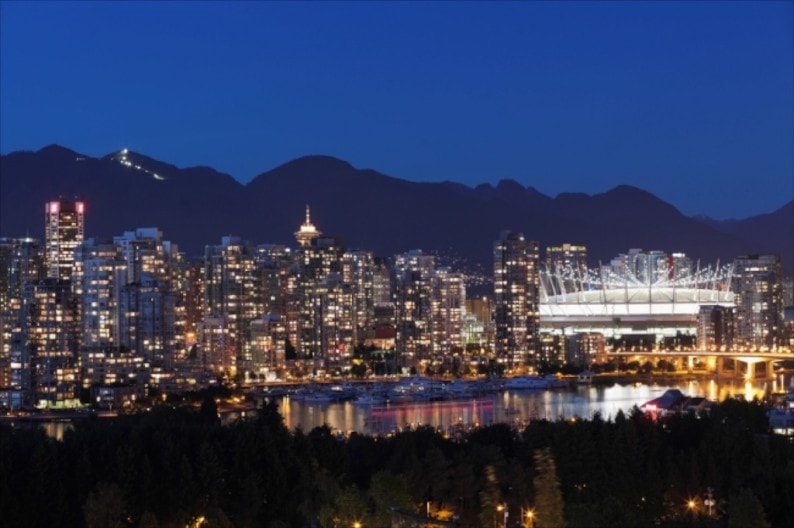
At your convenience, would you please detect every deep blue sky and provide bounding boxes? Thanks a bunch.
[1,1,792,219]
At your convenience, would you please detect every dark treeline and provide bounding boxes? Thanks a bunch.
[1,399,792,528]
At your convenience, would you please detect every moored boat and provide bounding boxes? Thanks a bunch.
[505,375,551,390]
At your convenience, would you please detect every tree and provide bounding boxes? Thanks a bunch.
[138,511,159,528]
[369,471,412,527]
[199,395,220,425]
[332,485,368,527]
[478,464,503,528]
[728,488,771,528]
[202,506,236,528]
[533,448,566,528]
[84,482,127,528]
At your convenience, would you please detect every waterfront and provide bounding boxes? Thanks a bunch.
[16,373,793,440]
[277,373,794,435]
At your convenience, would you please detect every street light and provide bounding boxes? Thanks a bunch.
[494,504,508,528]
[353,522,361,528]
[524,508,535,528]
[495,504,504,528]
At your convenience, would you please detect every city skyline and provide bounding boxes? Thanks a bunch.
[2,3,793,526]
[1,1,792,219]
[1,195,787,410]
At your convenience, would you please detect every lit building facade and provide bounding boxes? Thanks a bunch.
[204,236,262,375]
[292,219,345,360]
[113,228,182,369]
[393,250,436,366]
[0,238,44,397]
[546,243,587,273]
[198,316,234,376]
[494,231,540,366]
[342,250,376,346]
[732,254,784,348]
[18,279,79,407]
[314,273,355,368]
[697,305,735,350]
[432,267,466,354]
[565,333,607,366]
[74,239,127,351]
[249,313,286,376]
[45,200,85,282]
[254,244,292,316]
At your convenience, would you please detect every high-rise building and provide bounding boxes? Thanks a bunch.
[73,239,139,388]
[372,259,393,308]
[45,200,85,282]
[0,237,45,315]
[204,236,261,375]
[74,239,127,351]
[254,244,292,316]
[697,305,735,350]
[314,273,355,368]
[732,254,784,348]
[291,225,345,360]
[249,313,286,376]
[393,250,436,366]
[285,206,344,369]
[565,333,606,366]
[546,243,587,275]
[342,250,375,345]
[545,243,588,295]
[494,231,540,366]
[18,279,79,406]
[606,249,692,285]
[432,267,466,354]
[113,228,181,368]
[183,259,206,348]
[198,316,234,376]
[0,238,45,402]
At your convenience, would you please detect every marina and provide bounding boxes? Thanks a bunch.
[271,373,794,436]
[8,373,793,440]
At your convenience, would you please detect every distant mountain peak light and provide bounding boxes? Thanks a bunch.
[113,148,166,181]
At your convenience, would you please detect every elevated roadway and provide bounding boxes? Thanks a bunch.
[609,349,794,380]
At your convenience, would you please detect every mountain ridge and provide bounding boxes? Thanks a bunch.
[1,147,791,274]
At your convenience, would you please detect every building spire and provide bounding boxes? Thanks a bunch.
[295,204,322,248]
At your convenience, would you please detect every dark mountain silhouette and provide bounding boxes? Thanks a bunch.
[693,202,794,272]
[1,146,791,274]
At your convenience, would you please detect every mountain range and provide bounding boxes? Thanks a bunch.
[1,145,792,275]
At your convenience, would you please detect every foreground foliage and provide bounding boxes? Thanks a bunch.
[0,398,792,527]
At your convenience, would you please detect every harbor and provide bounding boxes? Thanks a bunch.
[263,372,794,436]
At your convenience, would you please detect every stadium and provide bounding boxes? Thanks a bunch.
[539,263,735,340]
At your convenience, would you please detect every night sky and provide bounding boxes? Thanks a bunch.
[1,1,791,219]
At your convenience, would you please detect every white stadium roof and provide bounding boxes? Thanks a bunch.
[541,288,734,320]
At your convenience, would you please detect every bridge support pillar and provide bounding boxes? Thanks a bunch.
[716,357,736,378]
[744,361,755,380]
[756,360,775,381]
[733,358,776,381]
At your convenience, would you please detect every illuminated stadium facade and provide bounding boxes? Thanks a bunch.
[539,263,736,340]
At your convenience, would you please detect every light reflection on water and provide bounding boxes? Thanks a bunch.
[32,374,794,439]
[281,375,794,435]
